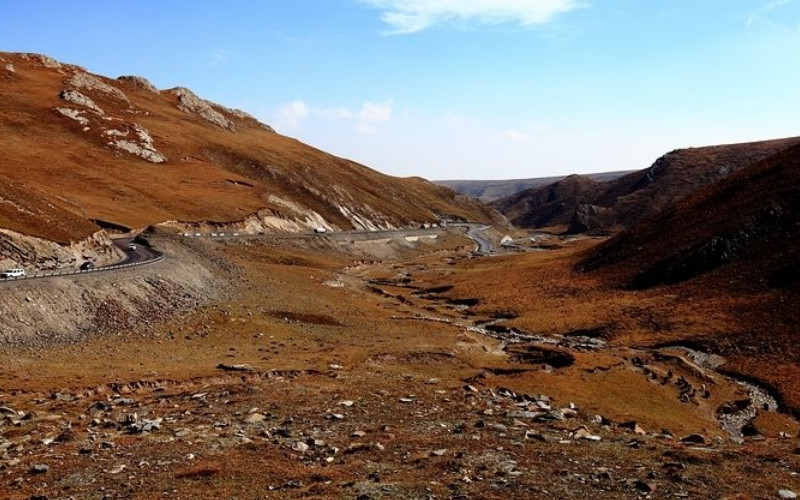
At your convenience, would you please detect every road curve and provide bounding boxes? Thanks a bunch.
[0,238,163,285]
[113,238,160,265]
[464,224,493,253]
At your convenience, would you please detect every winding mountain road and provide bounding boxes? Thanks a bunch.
[1,223,494,285]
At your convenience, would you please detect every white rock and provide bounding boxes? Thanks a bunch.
[168,87,236,131]
[779,490,798,499]
[59,89,104,114]
[54,107,89,125]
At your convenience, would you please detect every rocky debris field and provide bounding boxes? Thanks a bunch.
[1,369,799,500]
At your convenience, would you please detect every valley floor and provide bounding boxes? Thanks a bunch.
[0,231,798,499]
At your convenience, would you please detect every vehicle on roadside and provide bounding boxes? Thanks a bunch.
[313,227,328,234]
[1,268,26,279]
[127,243,137,251]
[80,261,95,271]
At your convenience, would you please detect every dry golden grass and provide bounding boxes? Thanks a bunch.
[0,52,500,243]
[0,235,798,498]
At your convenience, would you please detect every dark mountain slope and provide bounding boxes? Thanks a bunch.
[491,174,604,229]
[581,142,800,290]
[492,137,800,232]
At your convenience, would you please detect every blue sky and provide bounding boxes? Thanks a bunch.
[2,0,799,179]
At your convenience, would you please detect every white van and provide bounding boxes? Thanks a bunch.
[1,268,25,278]
[313,227,328,234]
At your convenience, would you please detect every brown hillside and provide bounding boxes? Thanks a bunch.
[0,52,502,243]
[493,137,800,232]
[580,143,800,413]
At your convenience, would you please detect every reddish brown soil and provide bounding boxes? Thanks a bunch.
[0,234,797,499]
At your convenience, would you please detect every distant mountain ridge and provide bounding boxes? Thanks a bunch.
[436,171,632,202]
[492,137,800,233]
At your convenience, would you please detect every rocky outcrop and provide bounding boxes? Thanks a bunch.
[59,89,104,114]
[211,103,275,132]
[19,52,61,69]
[570,204,616,234]
[4,63,14,73]
[68,72,130,104]
[168,87,236,131]
[0,229,123,272]
[117,75,160,94]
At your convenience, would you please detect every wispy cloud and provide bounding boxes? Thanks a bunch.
[275,99,393,134]
[208,49,233,67]
[747,0,793,26]
[275,100,310,131]
[360,0,584,34]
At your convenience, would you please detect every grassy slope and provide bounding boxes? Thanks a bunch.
[0,52,501,243]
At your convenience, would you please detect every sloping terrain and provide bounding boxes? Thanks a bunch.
[1,226,798,499]
[577,142,800,417]
[0,52,502,248]
[494,137,800,232]
[491,174,605,229]
[580,142,800,289]
[436,170,631,202]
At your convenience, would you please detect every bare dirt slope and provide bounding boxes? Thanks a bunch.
[0,52,502,246]
[493,137,800,232]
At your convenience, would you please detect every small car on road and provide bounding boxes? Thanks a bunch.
[1,268,26,278]
[127,243,137,251]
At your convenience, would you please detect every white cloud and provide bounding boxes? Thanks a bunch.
[358,100,393,123]
[316,106,354,119]
[499,129,530,142]
[747,0,792,26]
[274,99,393,134]
[360,0,584,34]
[275,100,310,131]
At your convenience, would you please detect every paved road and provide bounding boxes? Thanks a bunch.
[0,238,163,284]
[464,224,493,253]
[1,223,492,285]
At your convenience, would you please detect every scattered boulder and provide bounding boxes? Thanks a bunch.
[30,464,49,474]
[244,413,266,424]
[4,63,14,73]
[779,491,798,499]
[292,441,309,452]
[216,363,254,372]
[680,434,707,445]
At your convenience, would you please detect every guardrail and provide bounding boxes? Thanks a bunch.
[0,253,164,284]
[176,225,458,240]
